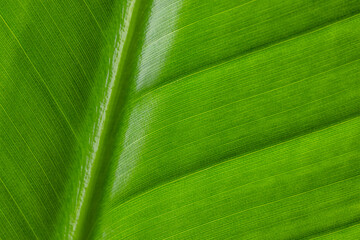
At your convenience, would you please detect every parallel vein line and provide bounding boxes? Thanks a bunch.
[117,66,359,184]
[163,174,360,239]
[0,13,80,142]
[0,208,20,239]
[0,63,66,167]
[105,114,360,217]
[0,102,60,200]
[81,0,106,38]
[38,0,92,83]
[113,150,357,237]
[112,137,357,228]
[144,0,257,48]
[1,141,56,225]
[0,177,39,240]
[132,11,360,105]
[15,0,87,113]
[122,57,360,153]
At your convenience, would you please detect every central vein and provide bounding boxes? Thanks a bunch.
[72,0,143,239]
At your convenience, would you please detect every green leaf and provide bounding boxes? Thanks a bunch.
[1,0,360,239]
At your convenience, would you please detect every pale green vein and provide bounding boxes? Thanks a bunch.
[112,150,358,238]
[81,0,106,38]
[116,60,360,185]
[221,198,360,240]
[0,13,80,143]
[0,208,19,239]
[14,0,88,113]
[105,114,360,218]
[0,177,39,240]
[0,102,60,201]
[122,57,360,153]
[163,174,360,239]
[110,132,356,230]
[0,63,66,167]
[133,11,360,105]
[1,141,56,228]
[144,0,257,48]
[37,0,92,83]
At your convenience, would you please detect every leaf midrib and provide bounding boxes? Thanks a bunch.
[72,0,144,239]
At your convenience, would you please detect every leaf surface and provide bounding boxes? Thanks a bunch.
[0,0,360,239]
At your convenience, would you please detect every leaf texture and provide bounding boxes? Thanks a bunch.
[0,0,360,239]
